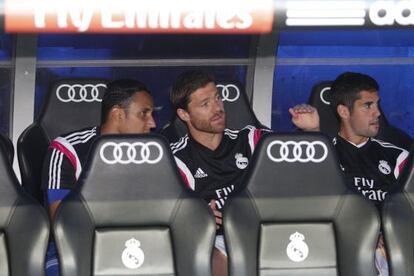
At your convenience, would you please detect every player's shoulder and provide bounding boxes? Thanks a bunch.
[224,125,269,139]
[169,134,190,155]
[53,126,98,149]
[371,138,407,152]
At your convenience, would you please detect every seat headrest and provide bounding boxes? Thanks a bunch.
[246,132,346,197]
[217,80,264,130]
[39,79,107,139]
[74,134,189,225]
[308,81,338,137]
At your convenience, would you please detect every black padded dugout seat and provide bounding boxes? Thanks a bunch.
[161,81,267,142]
[0,137,50,276]
[382,152,414,276]
[0,133,13,164]
[17,79,107,202]
[309,81,413,150]
[54,134,216,276]
[223,133,380,276]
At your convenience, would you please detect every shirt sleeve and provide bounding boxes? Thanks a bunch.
[249,127,272,153]
[41,146,77,191]
[394,148,409,179]
[173,156,195,191]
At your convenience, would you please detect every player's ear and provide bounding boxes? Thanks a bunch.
[337,104,350,120]
[108,105,125,122]
[177,108,190,122]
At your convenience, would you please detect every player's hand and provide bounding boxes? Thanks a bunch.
[288,104,320,131]
[209,199,223,230]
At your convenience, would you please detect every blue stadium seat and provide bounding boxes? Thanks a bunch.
[160,80,267,142]
[17,79,107,203]
[0,135,49,276]
[54,134,216,276]
[308,81,413,150]
[223,133,380,276]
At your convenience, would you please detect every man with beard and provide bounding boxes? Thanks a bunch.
[167,70,269,276]
[289,72,409,275]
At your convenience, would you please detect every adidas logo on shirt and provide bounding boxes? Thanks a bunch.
[194,168,208,178]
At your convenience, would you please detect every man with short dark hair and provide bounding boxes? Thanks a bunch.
[290,72,409,275]
[167,70,269,276]
[42,79,156,276]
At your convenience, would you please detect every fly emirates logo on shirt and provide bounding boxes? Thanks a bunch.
[214,185,235,209]
[5,0,274,33]
[353,177,387,202]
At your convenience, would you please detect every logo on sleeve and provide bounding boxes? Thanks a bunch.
[235,153,248,169]
[378,160,391,175]
[194,168,208,178]
[121,238,145,269]
[286,232,309,262]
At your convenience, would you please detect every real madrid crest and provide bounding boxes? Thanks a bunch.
[286,232,309,262]
[121,238,145,269]
[235,153,248,169]
[378,160,391,175]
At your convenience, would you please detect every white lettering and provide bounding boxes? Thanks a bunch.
[354,177,362,187]
[34,2,54,28]
[204,8,216,29]
[27,0,262,32]
[235,11,253,29]
[183,11,204,29]
[54,2,93,32]
[215,198,226,209]
[216,10,236,29]
[369,0,414,26]
[369,1,394,25]
[353,177,374,189]
[215,185,235,199]
[101,3,124,29]
[394,1,414,25]
[362,189,388,201]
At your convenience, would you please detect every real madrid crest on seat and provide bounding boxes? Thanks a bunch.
[223,132,380,276]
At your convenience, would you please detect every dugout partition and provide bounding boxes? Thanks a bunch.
[17,79,107,203]
[53,134,216,276]
[223,132,380,276]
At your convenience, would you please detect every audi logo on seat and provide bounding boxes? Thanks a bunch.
[319,87,331,105]
[266,140,328,163]
[99,141,163,165]
[56,83,107,102]
[217,84,240,102]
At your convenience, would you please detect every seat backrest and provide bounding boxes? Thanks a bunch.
[381,151,414,276]
[54,134,216,276]
[224,133,380,276]
[160,81,266,142]
[0,139,49,276]
[308,81,413,150]
[0,133,13,164]
[17,79,107,203]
